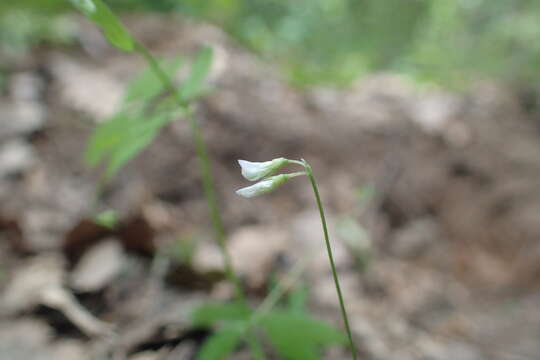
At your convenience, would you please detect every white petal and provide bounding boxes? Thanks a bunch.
[235,178,274,198]
[235,174,289,198]
[238,160,272,181]
[237,158,288,181]
[235,186,258,198]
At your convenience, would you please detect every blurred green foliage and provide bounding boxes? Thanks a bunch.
[3,0,540,87]
[84,45,213,180]
[0,6,75,55]
[192,294,345,360]
[0,72,5,92]
[175,0,540,87]
[93,209,118,229]
[69,0,135,51]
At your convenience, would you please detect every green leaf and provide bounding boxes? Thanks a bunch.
[288,285,309,314]
[197,324,243,360]
[261,310,346,360]
[103,127,154,179]
[84,54,188,181]
[124,57,184,104]
[180,46,213,101]
[246,334,266,360]
[105,112,170,179]
[85,110,172,179]
[192,302,252,327]
[93,209,118,229]
[85,113,129,167]
[69,0,134,51]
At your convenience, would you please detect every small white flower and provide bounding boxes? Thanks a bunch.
[238,158,289,181]
[236,174,289,198]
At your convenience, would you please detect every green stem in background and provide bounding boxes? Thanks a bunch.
[246,334,266,360]
[241,258,307,359]
[134,42,245,304]
[250,258,307,324]
[301,159,358,360]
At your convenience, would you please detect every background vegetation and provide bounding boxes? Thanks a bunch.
[3,0,540,87]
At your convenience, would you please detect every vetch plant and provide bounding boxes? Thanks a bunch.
[68,1,353,358]
[236,157,359,359]
[69,0,245,305]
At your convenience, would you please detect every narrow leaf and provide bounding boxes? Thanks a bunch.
[85,110,173,179]
[197,325,243,360]
[180,46,213,101]
[192,302,252,327]
[84,113,131,166]
[69,0,134,51]
[261,310,346,360]
[288,285,309,314]
[124,57,184,103]
[103,129,153,179]
[103,112,170,179]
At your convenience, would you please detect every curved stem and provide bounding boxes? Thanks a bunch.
[288,159,305,167]
[135,42,245,304]
[302,160,358,360]
[285,171,307,178]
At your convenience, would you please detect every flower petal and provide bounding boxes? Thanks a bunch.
[235,174,289,198]
[237,158,288,181]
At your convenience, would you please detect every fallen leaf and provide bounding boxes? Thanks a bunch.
[70,238,125,292]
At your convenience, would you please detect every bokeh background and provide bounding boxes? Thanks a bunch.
[4,0,540,87]
[1,1,540,359]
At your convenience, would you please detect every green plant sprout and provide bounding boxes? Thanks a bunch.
[336,184,376,271]
[68,0,244,304]
[236,157,359,359]
[192,257,346,360]
[93,209,118,229]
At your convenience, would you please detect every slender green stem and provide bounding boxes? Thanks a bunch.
[250,258,307,325]
[302,160,358,360]
[285,171,307,178]
[246,334,266,360]
[187,110,245,304]
[288,159,305,167]
[134,42,245,304]
[240,258,307,358]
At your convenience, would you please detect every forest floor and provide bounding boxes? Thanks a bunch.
[1,15,540,360]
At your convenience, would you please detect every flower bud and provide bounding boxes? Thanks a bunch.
[238,158,289,181]
[235,174,289,198]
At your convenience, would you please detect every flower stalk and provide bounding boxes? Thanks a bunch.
[235,157,358,358]
[302,160,358,360]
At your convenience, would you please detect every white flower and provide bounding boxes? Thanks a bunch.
[236,174,289,198]
[238,158,288,181]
